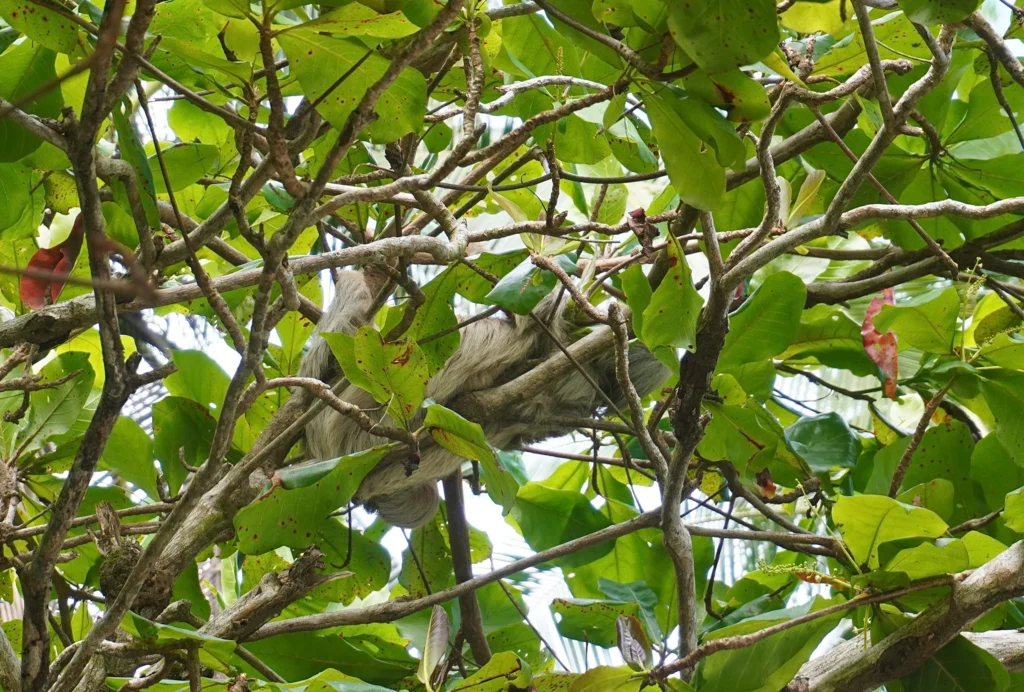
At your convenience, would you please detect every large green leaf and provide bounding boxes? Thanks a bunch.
[641,231,703,353]
[20,352,95,456]
[278,29,426,143]
[164,350,230,418]
[233,446,388,554]
[298,4,419,37]
[981,380,1024,465]
[352,328,429,428]
[784,413,860,473]
[897,0,981,25]
[551,598,639,647]
[892,635,1010,692]
[0,0,78,53]
[511,483,614,568]
[152,396,217,494]
[833,494,948,568]
[0,42,63,161]
[1003,486,1024,534]
[699,597,844,692]
[896,421,979,525]
[874,288,959,354]
[485,254,578,315]
[100,417,158,499]
[423,404,517,514]
[641,90,726,210]
[401,267,459,375]
[149,143,220,193]
[666,0,779,74]
[815,12,930,76]
[121,613,236,667]
[451,652,533,691]
[719,271,806,368]
[243,631,417,685]
[883,538,970,579]
[308,518,392,605]
[0,162,41,239]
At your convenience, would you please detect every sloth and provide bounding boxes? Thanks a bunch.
[297,269,669,528]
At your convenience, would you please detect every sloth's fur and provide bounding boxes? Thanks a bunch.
[298,270,668,528]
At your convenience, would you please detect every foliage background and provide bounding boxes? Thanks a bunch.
[5,0,1024,691]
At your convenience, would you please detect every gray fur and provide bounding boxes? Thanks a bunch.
[298,270,669,528]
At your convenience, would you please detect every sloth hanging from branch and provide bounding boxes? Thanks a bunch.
[296,265,669,529]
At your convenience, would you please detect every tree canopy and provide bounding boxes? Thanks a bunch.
[6,0,1024,690]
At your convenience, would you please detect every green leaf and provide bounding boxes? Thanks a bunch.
[321,331,376,396]
[641,231,703,353]
[784,413,860,473]
[833,494,948,568]
[601,579,664,647]
[621,264,653,339]
[100,417,158,500]
[101,202,139,250]
[454,251,528,303]
[698,401,779,477]
[897,479,956,523]
[152,396,217,495]
[893,635,1010,692]
[567,666,650,692]
[552,598,639,648]
[423,404,518,513]
[279,29,426,143]
[121,612,236,666]
[873,287,959,354]
[0,163,40,238]
[168,99,232,146]
[164,350,230,418]
[895,421,979,525]
[683,69,772,123]
[498,12,581,79]
[511,482,614,568]
[399,512,454,597]
[402,267,459,375]
[298,4,419,38]
[883,538,970,579]
[150,143,219,193]
[352,327,429,428]
[981,379,1024,465]
[485,254,578,315]
[243,632,417,685]
[641,89,726,210]
[309,518,392,605]
[452,651,532,691]
[897,0,981,25]
[814,12,930,77]
[779,305,878,376]
[0,0,78,53]
[233,446,388,554]
[699,597,844,692]
[111,104,160,229]
[1003,486,1024,534]
[975,304,1024,345]
[0,42,63,161]
[720,271,806,368]
[666,0,779,74]
[20,352,95,455]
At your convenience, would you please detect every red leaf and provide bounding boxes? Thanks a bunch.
[20,215,85,310]
[755,468,776,499]
[861,288,898,399]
